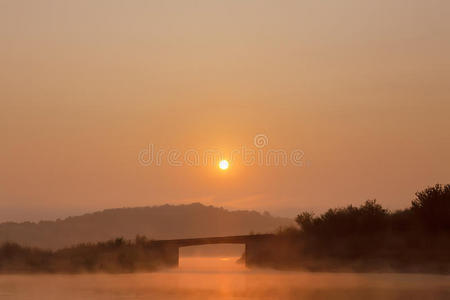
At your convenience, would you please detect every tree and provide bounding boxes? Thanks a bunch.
[412,184,450,231]
[295,212,315,232]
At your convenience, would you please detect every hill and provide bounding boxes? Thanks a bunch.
[0,203,293,249]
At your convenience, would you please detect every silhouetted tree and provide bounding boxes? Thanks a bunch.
[296,200,389,236]
[412,184,450,232]
[295,212,315,232]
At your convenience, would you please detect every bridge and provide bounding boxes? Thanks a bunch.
[149,234,276,267]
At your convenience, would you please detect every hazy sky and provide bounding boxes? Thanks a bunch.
[1,0,450,222]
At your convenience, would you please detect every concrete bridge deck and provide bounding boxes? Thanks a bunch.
[150,234,275,247]
[149,234,276,267]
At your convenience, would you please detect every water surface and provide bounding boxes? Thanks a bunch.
[1,257,449,299]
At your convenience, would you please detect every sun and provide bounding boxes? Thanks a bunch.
[219,160,229,170]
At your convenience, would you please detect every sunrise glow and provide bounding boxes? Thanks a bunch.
[219,160,229,170]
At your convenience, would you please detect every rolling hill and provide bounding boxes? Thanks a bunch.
[0,203,294,249]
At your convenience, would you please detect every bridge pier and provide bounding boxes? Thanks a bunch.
[150,243,179,268]
[164,245,179,267]
[244,239,266,266]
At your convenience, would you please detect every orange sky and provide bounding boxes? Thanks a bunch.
[1,0,449,221]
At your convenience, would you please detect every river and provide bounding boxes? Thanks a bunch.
[0,256,449,299]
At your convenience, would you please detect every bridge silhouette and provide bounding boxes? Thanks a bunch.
[150,234,276,267]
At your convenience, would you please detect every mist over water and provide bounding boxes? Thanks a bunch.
[1,256,449,300]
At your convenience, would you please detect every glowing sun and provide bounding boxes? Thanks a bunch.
[219,160,229,170]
